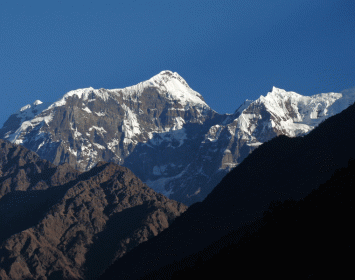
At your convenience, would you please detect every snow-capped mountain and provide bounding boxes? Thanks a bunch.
[1,71,354,205]
[0,71,214,169]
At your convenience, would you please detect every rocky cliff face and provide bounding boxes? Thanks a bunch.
[0,140,187,280]
[1,71,354,205]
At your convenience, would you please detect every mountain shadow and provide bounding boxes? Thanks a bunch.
[98,102,355,279]
[140,158,354,279]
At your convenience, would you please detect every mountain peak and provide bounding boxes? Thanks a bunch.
[268,86,286,95]
[147,70,188,86]
[33,100,43,106]
[155,70,185,81]
[262,87,305,102]
[19,100,44,112]
[118,70,208,108]
[158,70,174,75]
[19,104,31,112]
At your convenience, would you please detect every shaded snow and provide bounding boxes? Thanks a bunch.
[107,139,119,151]
[145,164,192,197]
[153,165,168,176]
[205,125,224,142]
[148,128,187,148]
[6,110,54,144]
[121,104,141,144]
[93,143,106,150]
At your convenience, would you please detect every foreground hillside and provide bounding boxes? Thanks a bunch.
[141,158,354,278]
[0,140,187,280]
[0,139,80,200]
[98,101,355,279]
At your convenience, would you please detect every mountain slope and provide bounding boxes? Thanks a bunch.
[1,72,354,205]
[0,138,80,200]
[144,159,354,279]
[0,141,187,280]
[97,99,355,279]
[0,139,81,250]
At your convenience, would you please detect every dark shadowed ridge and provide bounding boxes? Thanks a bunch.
[145,158,354,279]
[0,139,81,245]
[0,141,187,280]
[98,102,355,279]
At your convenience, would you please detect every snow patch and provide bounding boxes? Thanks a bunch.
[68,146,77,156]
[88,126,107,135]
[172,117,185,130]
[206,124,224,142]
[82,107,92,114]
[153,165,168,176]
[48,87,110,109]
[247,142,263,147]
[121,104,141,144]
[20,104,31,112]
[148,128,187,148]
[145,163,192,197]
[107,138,120,151]
[93,143,106,150]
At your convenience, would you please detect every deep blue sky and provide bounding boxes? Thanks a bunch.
[0,0,354,126]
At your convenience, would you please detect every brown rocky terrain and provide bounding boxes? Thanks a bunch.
[0,140,187,280]
[0,139,80,200]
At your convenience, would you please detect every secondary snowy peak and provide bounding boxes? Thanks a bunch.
[17,99,47,118]
[208,86,355,157]
[0,100,51,145]
[258,86,353,131]
[33,100,43,106]
[231,86,355,138]
[194,86,355,186]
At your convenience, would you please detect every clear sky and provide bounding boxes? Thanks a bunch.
[0,0,354,126]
